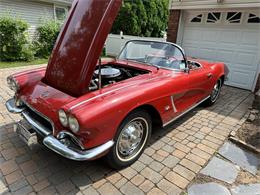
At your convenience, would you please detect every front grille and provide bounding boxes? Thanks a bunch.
[23,102,53,133]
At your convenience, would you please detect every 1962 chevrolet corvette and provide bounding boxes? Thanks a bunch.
[5,0,228,168]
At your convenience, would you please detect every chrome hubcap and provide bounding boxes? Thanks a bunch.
[211,80,221,102]
[117,118,147,160]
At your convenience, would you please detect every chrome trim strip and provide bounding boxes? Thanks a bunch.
[163,96,210,127]
[57,131,85,150]
[5,98,25,113]
[170,96,177,113]
[43,137,114,161]
[21,111,51,136]
[22,99,55,133]
[69,75,167,111]
[69,85,130,110]
[6,99,114,161]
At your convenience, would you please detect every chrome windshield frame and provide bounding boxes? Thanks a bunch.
[117,40,188,71]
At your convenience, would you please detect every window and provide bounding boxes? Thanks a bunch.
[248,13,260,23]
[207,12,221,23]
[191,14,203,23]
[226,12,242,23]
[55,6,67,21]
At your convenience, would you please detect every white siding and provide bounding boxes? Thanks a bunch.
[0,0,54,38]
[170,0,260,9]
[38,0,72,5]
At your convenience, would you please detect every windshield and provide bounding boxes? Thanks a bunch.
[118,40,186,70]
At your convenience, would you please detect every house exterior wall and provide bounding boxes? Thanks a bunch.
[0,0,54,38]
[0,0,72,38]
[170,0,260,10]
[38,0,72,5]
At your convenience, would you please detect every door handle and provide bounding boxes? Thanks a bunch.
[207,73,212,78]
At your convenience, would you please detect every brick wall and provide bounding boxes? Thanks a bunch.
[167,10,181,43]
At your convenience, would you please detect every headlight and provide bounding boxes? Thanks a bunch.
[68,115,80,133]
[58,110,68,127]
[7,76,19,92]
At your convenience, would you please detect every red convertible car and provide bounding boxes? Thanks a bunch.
[5,0,228,168]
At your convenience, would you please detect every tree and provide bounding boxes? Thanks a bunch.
[111,0,169,37]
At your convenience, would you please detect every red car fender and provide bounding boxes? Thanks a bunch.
[66,73,188,148]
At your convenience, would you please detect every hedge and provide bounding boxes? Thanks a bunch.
[33,20,61,58]
[0,17,34,61]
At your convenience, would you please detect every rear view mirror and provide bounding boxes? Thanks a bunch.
[151,42,165,49]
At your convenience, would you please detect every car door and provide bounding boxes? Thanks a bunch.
[187,64,214,105]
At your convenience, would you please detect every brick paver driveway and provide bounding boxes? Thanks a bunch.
[0,66,254,195]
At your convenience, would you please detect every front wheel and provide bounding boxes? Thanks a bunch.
[106,110,152,169]
[204,78,222,106]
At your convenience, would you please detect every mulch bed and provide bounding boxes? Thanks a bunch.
[232,110,260,153]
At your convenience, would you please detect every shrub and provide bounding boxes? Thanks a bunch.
[34,20,61,58]
[0,17,34,61]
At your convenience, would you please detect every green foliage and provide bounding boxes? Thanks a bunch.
[111,0,169,37]
[0,16,34,61]
[34,20,61,58]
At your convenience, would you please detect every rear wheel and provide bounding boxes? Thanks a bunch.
[106,110,152,169]
[204,78,222,106]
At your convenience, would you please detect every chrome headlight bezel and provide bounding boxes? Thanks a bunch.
[7,76,19,92]
[15,98,24,107]
[58,109,68,127]
[68,115,80,133]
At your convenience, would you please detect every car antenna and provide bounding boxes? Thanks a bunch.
[98,57,102,90]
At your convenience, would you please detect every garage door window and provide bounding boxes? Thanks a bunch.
[206,12,221,23]
[248,13,260,23]
[226,12,242,23]
[190,14,203,23]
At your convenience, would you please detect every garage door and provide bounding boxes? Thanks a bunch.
[181,10,260,90]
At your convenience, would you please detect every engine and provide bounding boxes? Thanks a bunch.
[89,64,148,91]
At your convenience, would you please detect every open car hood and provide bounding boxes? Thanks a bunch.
[43,0,122,97]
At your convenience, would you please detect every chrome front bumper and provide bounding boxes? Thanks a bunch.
[5,98,114,161]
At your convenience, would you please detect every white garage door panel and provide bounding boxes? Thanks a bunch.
[234,54,258,70]
[181,10,260,90]
[241,31,259,46]
[231,70,256,89]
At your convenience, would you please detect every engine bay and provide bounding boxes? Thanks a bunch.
[89,64,149,91]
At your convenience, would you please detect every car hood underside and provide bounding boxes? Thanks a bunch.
[44,0,122,97]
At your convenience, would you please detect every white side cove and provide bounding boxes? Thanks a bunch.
[171,95,178,113]
[163,96,210,127]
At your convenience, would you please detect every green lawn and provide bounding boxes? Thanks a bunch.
[0,58,48,69]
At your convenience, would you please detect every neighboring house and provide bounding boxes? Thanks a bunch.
[167,0,260,91]
[0,0,73,38]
